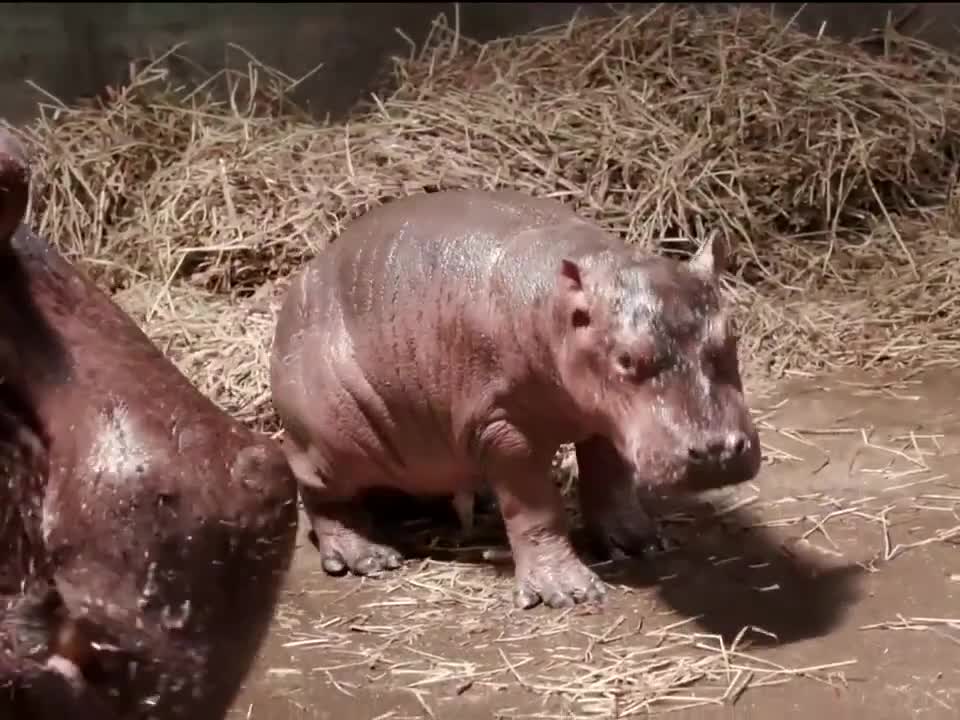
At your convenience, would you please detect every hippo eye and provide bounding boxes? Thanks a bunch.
[615,342,661,381]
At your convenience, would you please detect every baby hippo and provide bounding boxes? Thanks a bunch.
[270,189,762,609]
[0,130,299,716]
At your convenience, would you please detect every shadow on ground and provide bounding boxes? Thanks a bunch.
[600,494,865,646]
[354,485,865,648]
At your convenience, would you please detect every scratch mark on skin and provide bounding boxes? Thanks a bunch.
[88,402,151,482]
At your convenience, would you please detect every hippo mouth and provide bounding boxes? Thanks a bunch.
[630,436,763,495]
[674,452,762,493]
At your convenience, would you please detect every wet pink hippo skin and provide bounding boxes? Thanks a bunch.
[0,130,300,718]
[270,188,762,610]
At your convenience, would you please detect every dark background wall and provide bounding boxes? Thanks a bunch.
[1,3,955,125]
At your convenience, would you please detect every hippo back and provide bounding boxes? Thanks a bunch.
[323,189,621,337]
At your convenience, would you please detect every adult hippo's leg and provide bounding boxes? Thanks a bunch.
[575,435,669,560]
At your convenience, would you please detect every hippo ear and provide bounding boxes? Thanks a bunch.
[0,132,29,243]
[560,258,584,291]
[688,231,727,279]
[559,259,591,328]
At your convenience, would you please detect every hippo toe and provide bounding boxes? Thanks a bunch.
[512,553,607,610]
[307,514,404,577]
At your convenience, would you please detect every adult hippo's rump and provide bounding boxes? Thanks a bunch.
[0,130,299,718]
[270,188,763,611]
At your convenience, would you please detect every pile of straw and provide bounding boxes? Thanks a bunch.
[12,5,960,427]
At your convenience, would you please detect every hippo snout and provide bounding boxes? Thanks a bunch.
[677,427,762,491]
[628,424,762,494]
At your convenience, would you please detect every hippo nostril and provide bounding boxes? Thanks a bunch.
[728,433,748,457]
[688,442,723,463]
[706,439,726,457]
[689,435,748,465]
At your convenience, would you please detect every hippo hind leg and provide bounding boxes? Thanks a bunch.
[575,436,670,561]
[301,485,404,577]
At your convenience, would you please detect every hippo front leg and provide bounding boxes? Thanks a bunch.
[484,441,606,609]
[575,435,669,560]
[300,485,404,577]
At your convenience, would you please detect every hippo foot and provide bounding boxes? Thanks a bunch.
[307,522,404,577]
[513,554,606,610]
[575,436,675,561]
[587,511,674,561]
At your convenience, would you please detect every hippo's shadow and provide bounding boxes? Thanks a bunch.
[363,489,864,649]
[586,495,865,647]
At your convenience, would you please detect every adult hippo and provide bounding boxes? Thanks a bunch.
[0,129,299,718]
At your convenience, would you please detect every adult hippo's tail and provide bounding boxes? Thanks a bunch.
[0,131,28,245]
